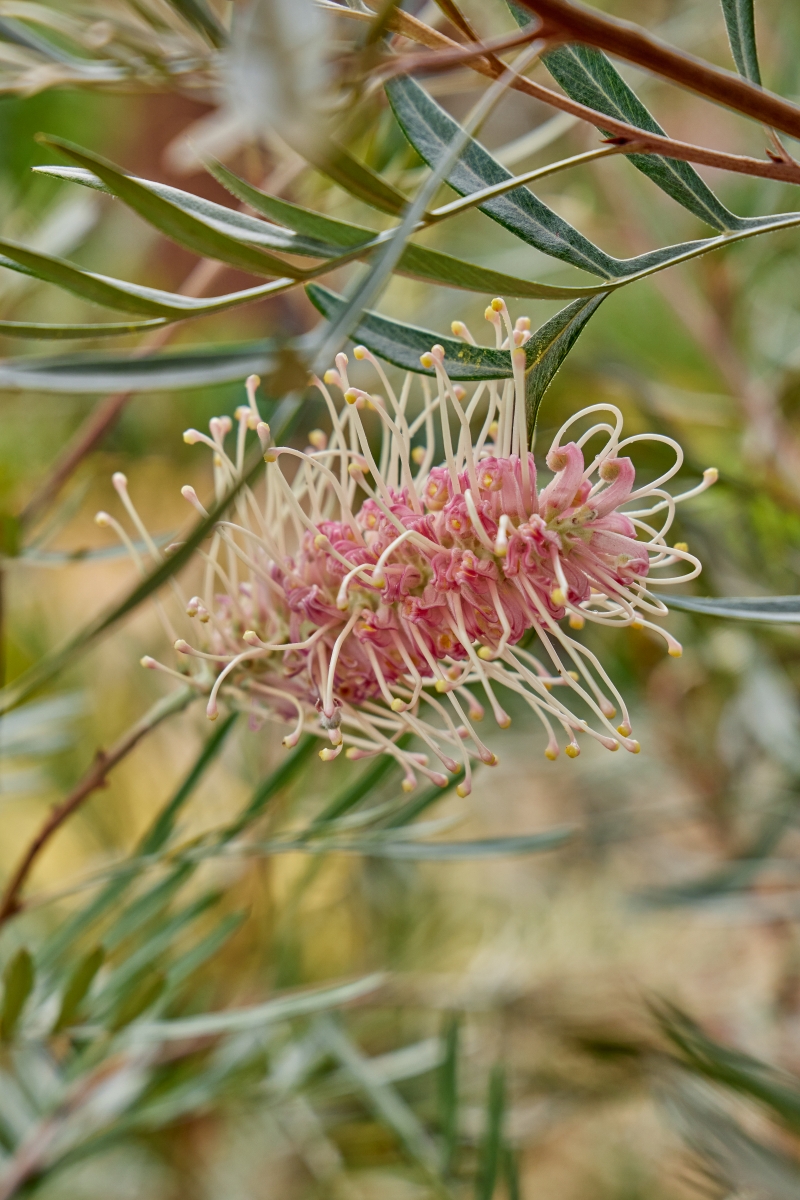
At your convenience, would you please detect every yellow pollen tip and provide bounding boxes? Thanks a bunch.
[668,645,683,658]
[323,369,337,384]
[207,710,218,721]
[569,613,585,630]
[314,534,329,549]
[498,715,512,729]
[630,619,644,630]
[453,385,466,402]
[608,741,620,751]
[344,388,359,405]
[353,345,367,359]
[435,679,449,693]
[628,740,641,754]
[411,446,426,464]
[565,744,580,758]
[348,463,364,478]
[451,321,466,335]
[512,348,527,367]
[402,779,415,793]
[456,783,470,798]
[390,698,406,712]
[673,541,688,553]
[551,588,566,606]
[319,747,339,761]
[345,748,360,760]
[420,352,434,368]
[567,671,579,681]
[704,467,719,483]
[517,316,531,331]
[264,450,278,464]
[490,297,504,311]
[308,429,327,449]
[477,646,493,661]
[544,747,558,761]
[488,422,499,439]
[617,723,631,736]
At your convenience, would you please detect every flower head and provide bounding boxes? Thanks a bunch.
[101,299,716,795]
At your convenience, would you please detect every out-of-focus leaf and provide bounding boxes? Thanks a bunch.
[439,1014,460,1177]
[720,0,761,84]
[167,912,246,988]
[255,829,573,859]
[666,595,800,622]
[0,340,299,392]
[141,714,238,855]
[126,973,384,1041]
[386,75,619,278]
[301,744,406,837]
[53,947,104,1033]
[1,949,34,1040]
[38,138,306,280]
[657,1002,800,1132]
[102,865,195,953]
[504,1146,521,1200]
[507,2,741,230]
[475,1064,505,1200]
[0,318,168,339]
[664,1080,800,1200]
[305,140,410,217]
[226,0,331,154]
[166,0,226,47]
[222,734,317,840]
[107,968,166,1032]
[316,1015,439,1173]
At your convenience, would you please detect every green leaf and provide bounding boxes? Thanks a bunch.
[102,865,196,953]
[301,742,407,837]
[0,397,301,714]
[53,946,105,1033]
[129,973,384,1041]
[304,139,410,217]
[264,829,573,859]
[209,160,597,300]
[439,1014,460,1177]
[657,1002,800,1132]
[167,912,246,988]
[504,1146,521,1200]
[1,948,34,1041]
[475,1065,505,1200]
[222,734,318,840]
[666,595,800,622]
[38,137,308,280]
[107,968,166,1032]
[164,0,226,47]
[542,44,742,231]
[0,318,169,339]
[140,714,238,855]
[525,293,607,429]
[0,237,299,318]
[386,75,620,278]
[34,165,348,260]
[507,5,741,231]
[307,283,603,402]
[0,340,302,392]
[721,0,761,85]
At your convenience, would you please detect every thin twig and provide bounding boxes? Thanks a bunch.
[0,685,196,926]
[511,0,800,140]
[374,15,800,187]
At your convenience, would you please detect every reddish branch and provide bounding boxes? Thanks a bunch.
[0,686,194,926]
[380,8,800,187]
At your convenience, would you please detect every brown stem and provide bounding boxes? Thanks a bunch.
[512,0,800,140]
[0,685,195,927]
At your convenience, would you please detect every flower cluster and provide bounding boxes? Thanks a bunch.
[99,299,716,796]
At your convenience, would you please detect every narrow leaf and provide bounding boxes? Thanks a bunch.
[0,340,299,393]
[666,595,800,622]
[386,75,620,278]
[165,0,226,47]
[127,973,384,1041]
[525,293,607,429]
[108,969,166,1032]
[53,947,104,1032]
[305,139,410,216]
[475,1065,506,1200]
[439,1014,460,1177]
[261,829,573,859]
[721,0,761,85]
[0,318,168,339]
[506,5,741,230]
[1,949,34,1041]
[38,137,307,280]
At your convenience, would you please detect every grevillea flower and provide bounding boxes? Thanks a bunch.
[98,299,717,796]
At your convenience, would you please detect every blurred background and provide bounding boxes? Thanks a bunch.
[4,0,800,1197]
